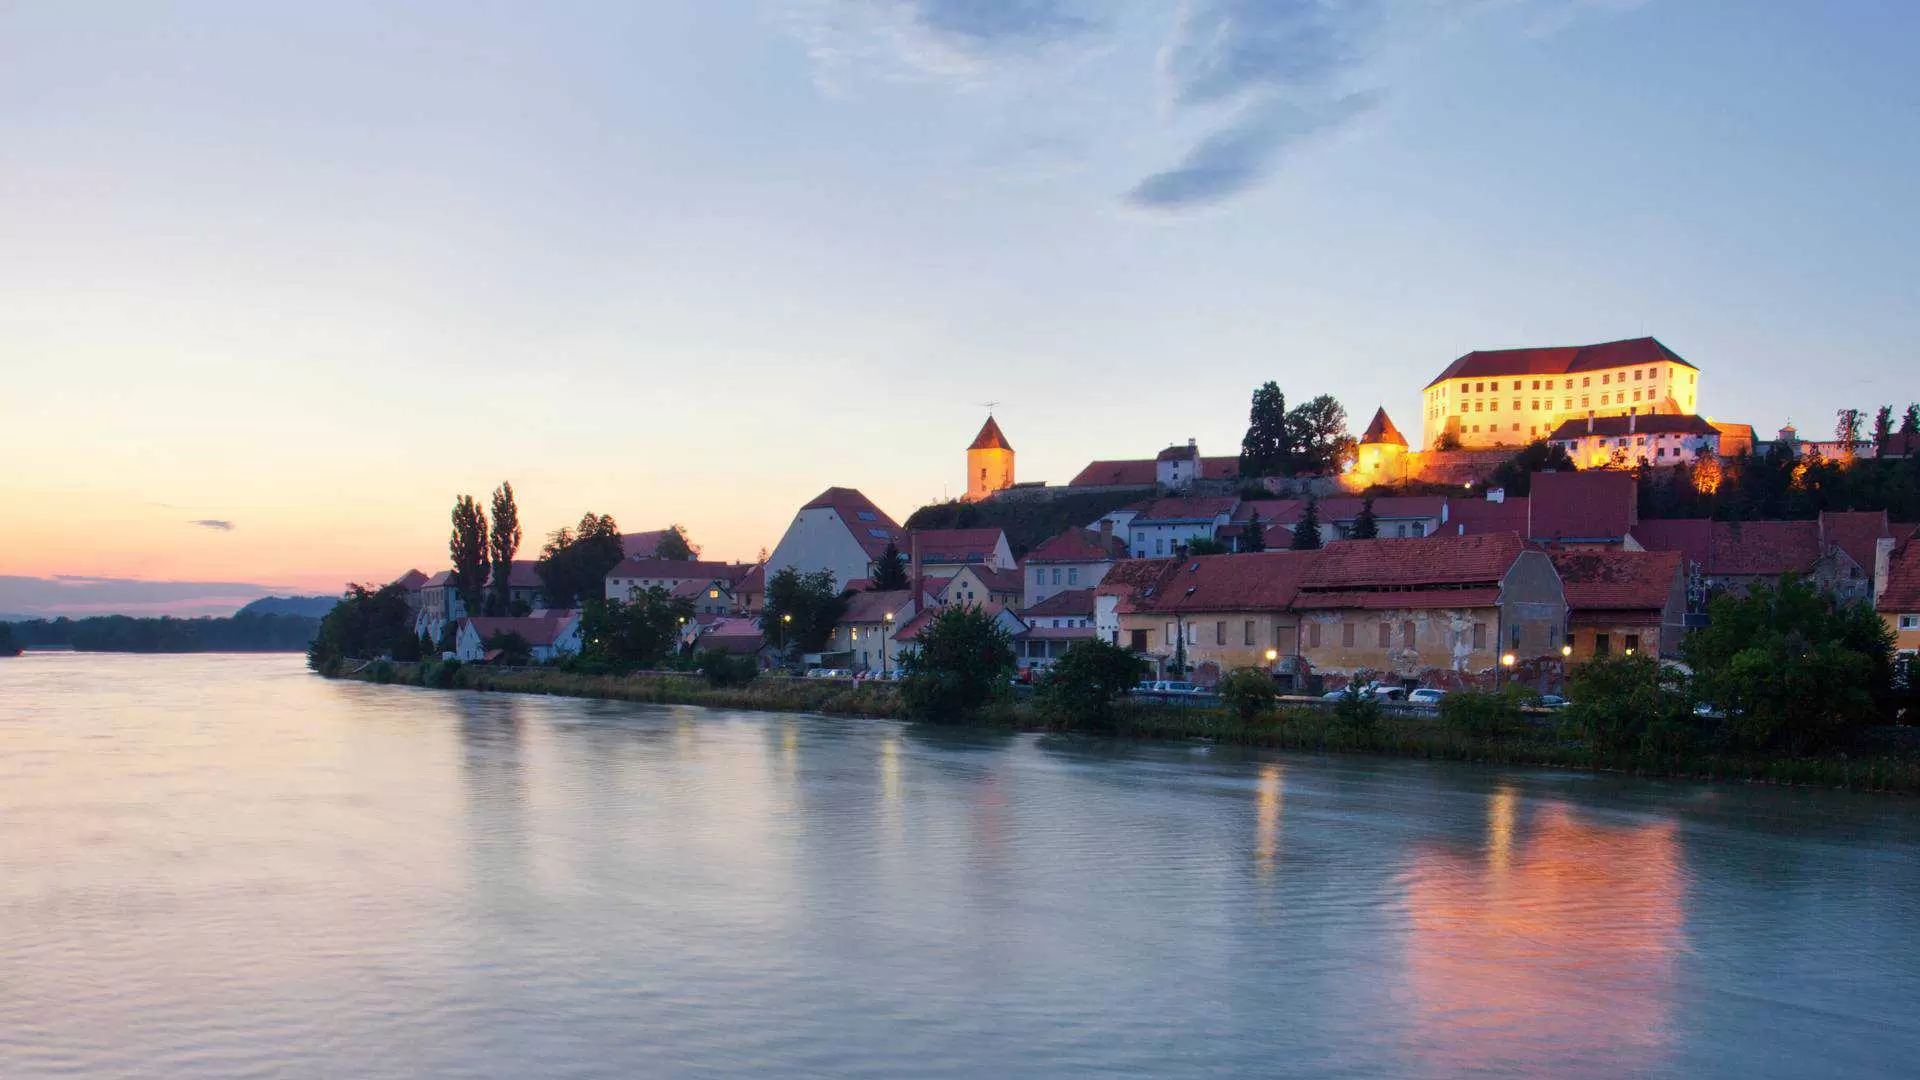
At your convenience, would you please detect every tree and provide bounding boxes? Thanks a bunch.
[1238,381,1293,478]
[870,542,910,590]
[1185,537,1228,556]
[450,495,489,619]
[1244,511,1267,552]
[536,512,624,608]
[1904,404,1919,437]
[761,567,847,654]
[1485,440,1577,497]
[487,482,521,617]
[1349,495,1379,540]
[697,648,758,687]
[1286,395,1358,475]
[1873,406,1895,446]
[1040,639,1149,732]
[900,606,1015,723]
[485,630,533,666]
[1835,408,1863,466]
[582,587,694,667]
[1434,429,1463,451]
[0,622,19,658]
[307,583,417,674]
[1217,667,1278,725]
[1563,654,1693,756]
[1290,497,1323,550]
[655,525,698,561]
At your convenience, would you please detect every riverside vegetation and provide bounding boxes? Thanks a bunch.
[320,578,1920,795]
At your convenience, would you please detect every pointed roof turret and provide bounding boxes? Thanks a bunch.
[969,415,1013,452]
[1359,407,1408,448]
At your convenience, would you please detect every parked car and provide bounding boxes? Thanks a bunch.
[1408,688,1448,706]
[1531,694,1570,710]
[1150,680,1204,695]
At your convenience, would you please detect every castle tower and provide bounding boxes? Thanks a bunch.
[1344,407,1410,491]
[965,416,1015,502]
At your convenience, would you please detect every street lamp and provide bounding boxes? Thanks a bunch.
[1561,644,1572,658]
[1499,651,1516,691]
[883,611,894,677]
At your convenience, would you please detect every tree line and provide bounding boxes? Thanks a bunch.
[8,612,322,653]
[1237,383,1359,478]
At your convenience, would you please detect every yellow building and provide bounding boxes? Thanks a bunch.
[965,415,1015,501]
[1421,337,1700,451]
[1879,542,1920,658]
[1343,407,1411,490]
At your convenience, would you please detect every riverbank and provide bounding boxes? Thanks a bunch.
[336,662,1920,794]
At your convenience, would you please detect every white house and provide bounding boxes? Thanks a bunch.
[765,487,903,593]
[604,559,750,602]
[913,528,1016,579]
[1546,413,1724,469]
[1023,524,1129,607]
[1127,497,1239,558]
[454,613,583,664]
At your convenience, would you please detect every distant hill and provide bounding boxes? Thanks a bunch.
[906,490,1148,556]
[237,595,338,618]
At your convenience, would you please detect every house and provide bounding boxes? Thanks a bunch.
[1545,413,1724,469]
[1127,496,1239,557]
[604,558,749,602]
[1023,524,1129,606]
[1220,499,1302,551]
[913,528,1016,578]
[498,560,547,613]
[1069,442,1239,491]
[1115,552,1321,685]
[1876,541,1920,657]
[668,578,735,615]
[891,604,1027,664]
[1818,510,1903,605]
[1876,430,1920,461]
[965,415,1016,501]
[453,613,583,664]
[683,615,767,659]
[1016,588,1096,673]
[1068,459,1158,488]
[827,589,920,674]
[1095,557,1179,649]
[391,569,428,616]
[1422,336,1701,450]
[1550,550,1688,661]
[765,487,903,593]
[416,571,465,637]
[1317,496,1448,541]
[1527,471,1641,548]
[1292,533,1567,688]
[1631,513,1899,602]
[1448,494,1530,537]
[731,564,766,616]
[940,564,1023,609]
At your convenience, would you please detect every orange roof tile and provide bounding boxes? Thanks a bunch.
[1301,533,1526,591]
[1550,550,1682,612]
[1528,471,1637,541]
[1130,552,1321,614]
[1879,542,1920,611]
[968,416,1013,451]
[1025,527,1128,564]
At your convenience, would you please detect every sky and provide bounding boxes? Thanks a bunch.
[3,0,1917,615]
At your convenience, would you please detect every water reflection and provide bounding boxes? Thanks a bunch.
[1255,763,1283,875]
[1401,796,1685,1076]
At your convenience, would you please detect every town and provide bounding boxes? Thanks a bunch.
[342,335,1920,702]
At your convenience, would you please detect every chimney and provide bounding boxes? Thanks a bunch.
[1098,518,1113,541]
[1188,437,1197,449]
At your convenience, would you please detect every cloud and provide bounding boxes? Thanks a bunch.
[190,519,236,531]
[789,0,1101,84]
[1126,90,1379,210]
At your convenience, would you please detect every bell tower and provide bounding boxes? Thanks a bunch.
[965,415,1015,502]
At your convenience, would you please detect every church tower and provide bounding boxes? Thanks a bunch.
[965,415,1015,502]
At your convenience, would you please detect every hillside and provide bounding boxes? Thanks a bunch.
[906,490,1147,556]
[238,595,339,618]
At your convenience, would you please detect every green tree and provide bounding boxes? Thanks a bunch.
[1185,537,1228,556]
[536,512,624,608]
[307,583,417,673]
[1486,440,1576,497]
[1562,653,1694,756]
[1349,495,1379,540]
[487,481,521,617]
[900,606,1015,723]
[1040,639,1149,732]
[1217,667,1278,725]
[1290,497,1323,550]
[655,525,697,561]
[1903,404,1919,437]
[1244,511,1267,552]
[1835,408,1863,465]
[1238,381,1293,478]
[697,648,759,687]
[1286,394,1358,475]
[582,587,694,667]
[450,495,489,618]
[1873,406,1895,446]
[0,622,20,657]
[870,542,910,590]
[486,630,533,666]
[1438,688,1526,738]
[761,567,847,654]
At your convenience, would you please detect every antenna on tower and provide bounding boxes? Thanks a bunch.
[976,400,1000,415]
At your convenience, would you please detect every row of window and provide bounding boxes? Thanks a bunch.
[1031,566,1082,586]
[1439,367,1693,398]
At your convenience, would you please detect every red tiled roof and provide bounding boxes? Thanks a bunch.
[1200,457,1242,479]
[734,564,765,593]
[1545,414,1721,440]
[1021,588,1095,618]
[668,579,728,600]
[1550,550,1682,612]
[1879,542,1920,611]
[1069,459,1158,487]
[1301,533,1526,591]
[619,530,674,558]
[1133,497,1239,524]
[953,565,1023,595]
[1707,521,1820,577]
[1293,588,1503,611]
[460,614,574,648]
[1450,497,1530,536]
[913,528,1007,564]
[1876,432,1920,459]
[500,560,542,589]
[1026,527,1128,564]
[1315,496,1446,522]
[1095,557,1180,612]
[1359,408,1408,448]
[801,487,901,558]
[1528,471,1637,541]
[1231,498,1304,525]
[421,570,454,589]
[1156,443,1199,461]
[1132,551,1321,614]
[1820,511,1891,574]
[603,558,744,582]
[840,589,916,624]
[1426,337,1695,390]
[693,616,766,654]
[1630,519,1712,569]
[968,416,1013,452]
[391,569,429,591]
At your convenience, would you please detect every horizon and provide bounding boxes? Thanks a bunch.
[6,1,1916,616]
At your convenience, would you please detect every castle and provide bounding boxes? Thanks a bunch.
[965,415,1015,501]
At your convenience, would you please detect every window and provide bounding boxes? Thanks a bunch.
[1052,568,1061,585]
[1512,424,1520,432]
[1067,568,1079,586]
[980,468,987,483]
[1245,620,1256,646]
[1472,623,1487,650]
[1412,522,1425,537]
[1532,380,1541,390]
[1188,624,1199,645]
[1625,634,1641,654]
[1512,400,1521,411]
[1164,622,1176,647]
[1129,629,1148,652]
[1034,569,1044,585]
[1377,622,1390,649]
[1601,393,1610,405]
[1633,390,1642,402]
[1342,622,1356,648]
[1595,633,1611,656]
[1603,373,1611,384]
[1530,400,1539,411]
[867,528,890,539]
[1581,396,1590,408]
[1582,377,1590,387]
[1155,538,1165,555]
[1476,381,1485,392]
[1564,379,1573,389]
[1475,402,1484,412]
[1402,621,1416,649]
[1512,380,1522,390]
[1635,369,1643,381]
[857,511,878,521]
[1511,624,1522,648]
[1458,402,1467,414]
[1491,400,1499,412]
[1564,399,1572,409]
[1900,615,1920,630]
[1216,621,1226,646]
[1308,622,1322,648]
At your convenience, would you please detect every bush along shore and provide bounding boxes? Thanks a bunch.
[333,654,1920,796]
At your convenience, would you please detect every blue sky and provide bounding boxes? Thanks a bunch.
[2,0,1916,610]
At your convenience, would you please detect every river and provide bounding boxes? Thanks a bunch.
[1,653,1916,1078]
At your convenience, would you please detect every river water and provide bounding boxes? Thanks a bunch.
[1,653,1917,1078]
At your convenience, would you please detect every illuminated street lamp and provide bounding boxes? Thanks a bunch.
[1561,644,1573,658]
[1499,650,1516,691]
[883,611,894,678]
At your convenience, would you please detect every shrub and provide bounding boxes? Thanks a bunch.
[1217,668,1280,726]
[900,607,1015,724]
[1562,654,1694,755]
[366,660,396,684]
[422,658,463,688]
[1040,639,1149,733]
[698,649,759,688]
[1330,678,1381,728]
[486,631,533,667]
[1439,688,1525,738]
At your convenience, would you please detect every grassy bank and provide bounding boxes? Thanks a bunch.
[338,662,1920,795]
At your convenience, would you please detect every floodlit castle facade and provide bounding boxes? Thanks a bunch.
[1421,337,1700,451]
